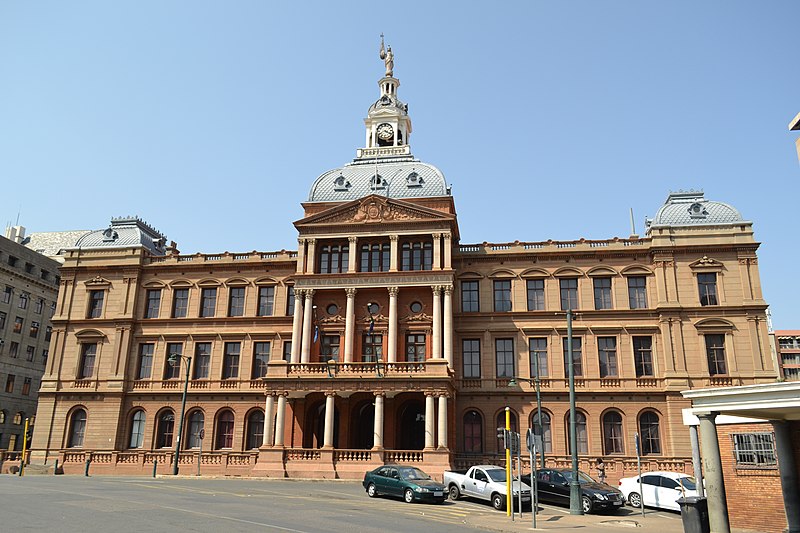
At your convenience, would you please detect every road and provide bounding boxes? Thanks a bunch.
[0,475,687,533]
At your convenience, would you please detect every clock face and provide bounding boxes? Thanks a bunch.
[376,123,394,141]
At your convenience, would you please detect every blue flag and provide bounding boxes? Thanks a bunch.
[313,325,319,343]
[369,317,375,333]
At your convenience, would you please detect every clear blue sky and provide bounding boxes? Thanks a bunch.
[1,1,798,328]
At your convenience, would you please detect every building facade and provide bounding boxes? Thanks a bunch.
[30,53,777,481]
[775,330,800,381]
[0,229,61,453]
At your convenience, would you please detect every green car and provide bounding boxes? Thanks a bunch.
[363,465,447,504]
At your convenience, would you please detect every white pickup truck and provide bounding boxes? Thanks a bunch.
[444,465,532,510]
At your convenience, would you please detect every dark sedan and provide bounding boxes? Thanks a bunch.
[363,465,447,504]
[522,468,624,514]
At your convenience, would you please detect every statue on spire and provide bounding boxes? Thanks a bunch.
[379,34,394,77]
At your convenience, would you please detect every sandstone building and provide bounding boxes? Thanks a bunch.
[30,53,776,482]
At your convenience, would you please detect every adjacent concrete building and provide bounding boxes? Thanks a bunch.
[775,330,800,381]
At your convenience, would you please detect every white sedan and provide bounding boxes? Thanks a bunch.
[618,471,699,511]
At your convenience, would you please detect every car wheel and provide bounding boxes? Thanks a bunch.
[581,495,593,514]
[492,493,505,511]
[448,485,460,500]
[628,492,642,508]
[367,483,377,498]
[404,489,415,504]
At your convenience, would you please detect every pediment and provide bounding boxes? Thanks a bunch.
[689,256,724,270]
[296,195,454,227]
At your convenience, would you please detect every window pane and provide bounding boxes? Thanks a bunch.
[172,289,189,318]
[527,279,545,311]
[562,337,583,377]
[137,343,154,379]
[194,343,211,379]
[223,342,240,379]
[228,287,245,317]
[253,342,271,378]
[129,411,145,448]
[463,411,483,453]
[628,277,647,309]
[247,411,265,449]
[145,289,161,318]
[639,412,661,455]
[164,343,183,379]
[461,280,479,312]
[602,411,624,454]
[705,334,727,375]
[493,280,512,312]
[257,286,275,316]
[559,279,578,310]
[698,273,718,306]
[593,278,612,310]
[200,288,217,317]
[79,343,97,379]
[495,338,514,378]
[598,337,618,378]
[462,339,481,378]
[529,338,548,377]
[88,290,104,318]
[633,336,654,377]
[406,334,426,362]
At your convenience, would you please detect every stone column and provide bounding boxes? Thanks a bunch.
[296,238,306,274]
[432,286,442,359]
[443,233,452,269]
[698,412,730,533]
[432,233,442,270]
[344,288,356,363]
[772,420,800,533]
[443,285,453,368]
[274,394,287,447]
[323,392,336,449]
[689,424,705,498]
[425,393,435,450]
[389,235,399,272]
[388,287,399,363]
[301,290,315,363]
[306,238,317,274]
[373,392,385,450]
[290,289,304,364]
[263,394,276,447]
[348,237,357,273]
[437,394,448,449]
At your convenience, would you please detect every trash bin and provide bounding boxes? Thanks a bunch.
[676,497,710,533]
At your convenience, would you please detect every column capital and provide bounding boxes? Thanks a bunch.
[389,234,399,242]
[294,288,305,298]
[346,287,357,297]
[325,391,337,398]
[424,391,436,398]
[277,391,289,398]
[307,238,316,245]
[443,233,452,241]
[432,285,443,295]
[348,236,357,243]
[438,392,450,399]
[696,411,719,422]
[374,391,386,399]
[432,233,441,239]
[443,285,453,295]
[297,237,306,245]
[304,289,315,298]
[388,286,399,297]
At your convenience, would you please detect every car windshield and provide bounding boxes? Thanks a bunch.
[678,477,697,490]
[486,469,507,483]
[399,467,431,481]
[561,470,596,484]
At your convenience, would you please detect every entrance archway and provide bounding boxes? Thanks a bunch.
[305,401,340,448]
[351,401,375,450]
[396,400,425,450]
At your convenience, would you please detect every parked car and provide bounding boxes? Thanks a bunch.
[362,465,447,504]
[444,465,532,510]
[521,468,624,514]
[618,471,699,511]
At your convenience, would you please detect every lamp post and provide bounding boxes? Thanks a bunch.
[168,351,191,476]
[567,308,583,515]
[508,371,544,468]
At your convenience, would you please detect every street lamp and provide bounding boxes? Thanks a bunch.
[168,351,192,476]
[566,308,583,515]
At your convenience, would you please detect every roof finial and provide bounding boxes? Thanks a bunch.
[379,33,394,77]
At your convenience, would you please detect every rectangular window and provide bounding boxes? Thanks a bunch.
[252,342,271,378]
[14,317,23,334]
[29,321,39,338]
[705,334,727,375]
[495,338,515,378]
[320,335,340,363]
[87,290,104,318]
[406,333,426,362]
[633,336,654,377]
[222,342,240,379]
[593,278,612,310]
[5,374,14,393]
[24,262,34,274]
[461,280,479,312]
[7,255,18,267]
[2,286,11,304]
[560,278,578,310]
[318,242,349,274]
[529,338,548,377]
[562,337,583,377]
[49,301,56,317]
[401,240,433,271]
[200,288,217,317]
[282,341,292,362]
[18,292,28,309]
[22,377,32,395]
[462,339,481,378]
[25,345,34,361]
[194,343,211,379]
[598,337,618,377]
[34,298,44,314]
[164,343,183,379]
[45,326,52,342]
[0,311,5,329]
[359,242,390,272]
[257,286,275,316]
[172,288,189,318]
[781,351,800,381]
[362,333,383,362]
[137,343,154,379]
[526,279,545,311]
[9,341,19,358]
[698,273,718,306]
[628,276,647,309]
[732,433,777,468]
[228,287,245,317]
[79,343,97,379]
[144,289,161,318]
[42,349,49,364]
[286,286,295,316]
[493,280,512,312]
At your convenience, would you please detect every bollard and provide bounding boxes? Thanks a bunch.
[84,458,91,477]
[152,459,158,478]
[54,459,59,475]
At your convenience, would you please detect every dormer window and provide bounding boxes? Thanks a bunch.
[102,228,119,242]
[333,175,351,192]
[370,174,386,190]
[688,202,708,219]
[406,172,424,188]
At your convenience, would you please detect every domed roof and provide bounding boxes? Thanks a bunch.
[308,158,448,202]
[74,217,167,255]
[647,191,747,230]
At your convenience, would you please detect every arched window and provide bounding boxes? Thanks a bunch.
[246,410,265,450]
[0,410,5,424]
[14,411,23,425]
[68,409,87,448]
[463,410,483,454]
[215,410,235,449]
[157,411,175,449]
[602,411,625,455]
[496,410,518,454]
[187,411,204,449]
[566,411,588,454]
[129,410,145,448]
[639,411,661,455]
[531,411,552,453]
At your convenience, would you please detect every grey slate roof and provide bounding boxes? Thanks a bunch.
[22,230,91,258]
[308,157,448,202]
[647,191,747,230]
[73,217,167,255]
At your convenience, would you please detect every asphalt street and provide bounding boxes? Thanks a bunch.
[0,475,690,533]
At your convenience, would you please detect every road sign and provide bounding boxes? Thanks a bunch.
[526,428,542,454]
